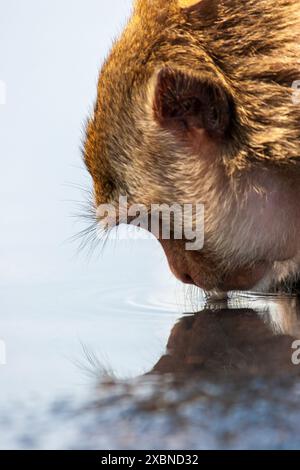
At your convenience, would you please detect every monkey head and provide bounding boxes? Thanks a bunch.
[84,0,300,293]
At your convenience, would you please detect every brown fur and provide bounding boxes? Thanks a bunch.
[83,0,300,293]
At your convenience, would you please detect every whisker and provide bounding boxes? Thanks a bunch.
[64,180,113,260]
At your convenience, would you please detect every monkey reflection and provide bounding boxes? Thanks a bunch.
[152,296,300,377]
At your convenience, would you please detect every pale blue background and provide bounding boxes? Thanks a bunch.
[0,1,191,402]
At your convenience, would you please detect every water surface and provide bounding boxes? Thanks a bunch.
[1,278,300,449]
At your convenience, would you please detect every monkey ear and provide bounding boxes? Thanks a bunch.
[153,68,233,140]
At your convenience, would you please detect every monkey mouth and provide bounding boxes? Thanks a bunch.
[215,262,271,292]
[174,260,270,292]
[159,239,274,292]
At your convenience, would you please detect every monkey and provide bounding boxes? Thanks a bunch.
[83,0,300,294]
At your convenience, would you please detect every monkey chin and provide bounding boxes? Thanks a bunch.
[216,262,271,292]
[175,260,272,293]
[207,260,300,295]
[174,259,298,295]
[159,239,300,294]
[249,256,300,295]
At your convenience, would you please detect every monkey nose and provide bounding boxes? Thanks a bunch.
[169,266,194,285]
[159,239,218,290]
